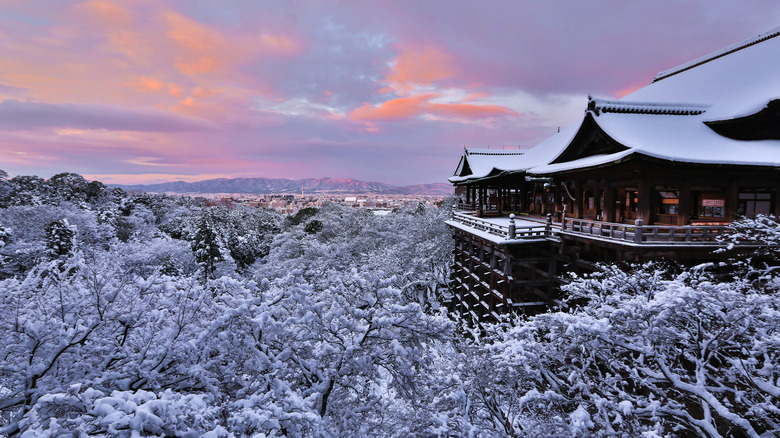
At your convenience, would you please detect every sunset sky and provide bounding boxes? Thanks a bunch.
[1,1,778,186]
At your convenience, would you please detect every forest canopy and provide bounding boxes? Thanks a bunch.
[0,171,778,437]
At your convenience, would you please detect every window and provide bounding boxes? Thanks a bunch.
[738,192,772,218]
[700,199,725,218]
[658,191,679,215]
[626,191,638,213]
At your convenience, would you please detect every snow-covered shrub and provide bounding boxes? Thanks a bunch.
[0,186,457,436]
[477,263,780,437]
[720,214,780,251]
[45,218,77,259]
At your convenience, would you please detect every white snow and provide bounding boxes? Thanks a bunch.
[449,147,528,182]
[452,28,780,180]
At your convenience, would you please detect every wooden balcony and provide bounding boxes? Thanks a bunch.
[446,211,550,244]
[448,210,740,247]
[561,217,728,246]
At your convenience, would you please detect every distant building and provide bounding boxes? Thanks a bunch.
[447,28,780,321]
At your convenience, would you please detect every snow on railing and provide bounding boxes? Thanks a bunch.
[562,218,728,245]
[450,211,550,240]
[455,202,476,211]
[451,212,733,245]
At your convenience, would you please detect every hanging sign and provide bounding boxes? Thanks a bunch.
[701,199,725,207]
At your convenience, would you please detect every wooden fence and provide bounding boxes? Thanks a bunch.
[451,211,550,240]
[451,211,733,245]
[562,218,727,244]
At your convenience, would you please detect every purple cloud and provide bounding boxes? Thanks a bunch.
[1,0,778,185]
[0,83,27,96]
[0,100,213,132]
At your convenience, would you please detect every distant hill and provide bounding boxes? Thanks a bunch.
[116,177,453,196]
[378,183,454,196]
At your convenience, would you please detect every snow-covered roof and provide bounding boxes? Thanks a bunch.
[652,27,780,83]
[625,26,780,120]
[588,97,709,116]
[529,111,780,174]
[449,147,527,183]
[451,27,780,183]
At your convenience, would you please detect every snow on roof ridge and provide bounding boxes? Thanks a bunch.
[653,26,780,83]
[588,96,710,116]
[464,147,525,156]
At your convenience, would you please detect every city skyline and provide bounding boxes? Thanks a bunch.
[1,1,778,186]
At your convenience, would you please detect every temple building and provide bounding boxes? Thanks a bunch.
[446,28,780,321]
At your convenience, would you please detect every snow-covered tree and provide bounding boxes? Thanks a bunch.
[45,218,77,259]
[13,179,778,436]
[0,253,229,435]
[470,263,780,437]
[0,199,460,436]
[0,169,11,208]
[8,175,45,206]
[191,212,224,281]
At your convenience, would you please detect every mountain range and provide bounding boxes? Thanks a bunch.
[117,177,453,196]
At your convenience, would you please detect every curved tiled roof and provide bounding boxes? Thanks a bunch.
[653,26,780,83]
[588,96,709,116]
[450,147,527,183]
[450,27,780,183]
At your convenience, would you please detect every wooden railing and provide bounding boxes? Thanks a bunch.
[451,211,550,240]
[455,203,502,214]
[562,218,728,244]
[451,212,734,245]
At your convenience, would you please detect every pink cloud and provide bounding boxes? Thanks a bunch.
[126,77,167,93]
[349,94,519,122]
[350,94,434,121]
[384,45,458,95]
[425,102,519,119]
[77,0,134,27]
[1,0,778,187]
[162,10,303,78]
[613,83,645,98]
[350,43,519,125]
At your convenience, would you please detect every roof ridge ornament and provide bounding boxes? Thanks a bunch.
[653,26,780,83]
[464,147,525,156]
[587,95,710,116]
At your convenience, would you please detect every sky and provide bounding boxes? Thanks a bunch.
[1,1,778,186]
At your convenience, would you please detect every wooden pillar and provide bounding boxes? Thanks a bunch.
[518,180,527,212]
[478,188,484,216]
[775,185,780,217]
[604,186,617,223]
[678,180,692,226]
[503,249,512,308]
[638,180,652,224]
[574,182,583,219]
[497,188,503,216]
[594,185,603,221]
[726,182,739,221]
[554,184,563,220]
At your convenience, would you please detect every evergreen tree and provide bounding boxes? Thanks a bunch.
[191,212,223,281]
[45,172,89,205]
[9,175,45,206]
[0,169,10,208]
[45,218,76,259]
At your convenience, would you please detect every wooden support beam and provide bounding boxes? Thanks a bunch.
[679,180,692,226]
[638,179,651,224]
